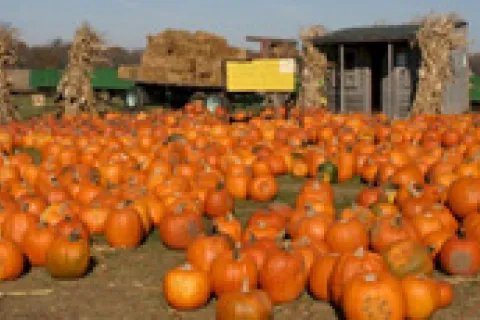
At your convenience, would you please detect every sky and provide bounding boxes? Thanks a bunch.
[3,0,480,52]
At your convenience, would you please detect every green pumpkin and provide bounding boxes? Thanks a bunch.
[317,161,338,184]
[383,240,433,278]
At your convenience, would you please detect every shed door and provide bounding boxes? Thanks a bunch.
[392,50,412,118]
[442,48,469,114]
[342,48,370,114]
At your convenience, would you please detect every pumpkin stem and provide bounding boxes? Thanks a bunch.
[257,221,267,229]
[458,228,467,239]
[68,229,82,242]
[225,212,234,222]
[181,263,193,271]
[216,180,225,190]
[283,240,292,252]
[353,247,365,257]
[233,242,242,261]
[174,203,186,214]
[20,202,29,213]
[38,219,49,228]
[391,214,403,228]
[364,273,377,282]
[241,277,250,293]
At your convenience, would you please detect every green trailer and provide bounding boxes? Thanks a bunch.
[29,68,137,107]
[471,75,480,104]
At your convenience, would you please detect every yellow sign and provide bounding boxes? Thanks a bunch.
[226,58,296,92]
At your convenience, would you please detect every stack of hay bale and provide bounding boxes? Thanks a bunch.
[57,22,105,115]
[120,29,247,87]
[269,42,298,59]
[297,25,329,108]
[0,25,20,124]
[411,13,467,115]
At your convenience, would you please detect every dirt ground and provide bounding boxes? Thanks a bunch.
[1,176,480,320]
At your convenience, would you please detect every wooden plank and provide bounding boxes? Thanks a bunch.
[246,36,297,43]
[387,42,393,118]
[340,44,345,113]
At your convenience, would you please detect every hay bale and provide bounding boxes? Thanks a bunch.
[411,13,467,115]
[138,29,246,86]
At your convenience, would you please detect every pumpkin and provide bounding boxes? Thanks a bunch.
[210,244,258,297]
[163,263,210,310]
[0,237,24,281]
[225,173,249,200]
[45,230,90,279]
[104,202,143,248]
[55,215,90,241]
[391,164,424,187]
[383,239,433,278]
[330,247,387,305]
[401,275,439,319]
[22,220,56,266]
[213,212,242,242]
[247,208,286,231]
[79,202,111,234]
[186,234,231,272]
[248,176,278,202]
[343,272,405,320]
[158,203,204,250]
[259,241,307,304]
[205,182,234,218]
[241,237,281,271]
[267,202,294,222]
[440,230,480,275]
[324,218,368,254]
[309,253,340,301]
[289,209,332,244]
[370,214,420,254]
[447,177,480,218]
[1,209,39,245]
[216,277,273,320]
[435,280,453,308]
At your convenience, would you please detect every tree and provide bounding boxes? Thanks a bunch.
[0,24,20,123]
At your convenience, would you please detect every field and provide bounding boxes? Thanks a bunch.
[1,165,480,319]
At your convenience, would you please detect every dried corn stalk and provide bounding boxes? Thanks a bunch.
[411,13,467,115]
[57,22,105,115]
[298,26,329,108]
[0,25,20,124]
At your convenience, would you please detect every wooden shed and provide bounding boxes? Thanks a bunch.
[309,20,469,118]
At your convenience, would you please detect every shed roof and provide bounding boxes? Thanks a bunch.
[310,20,468,45]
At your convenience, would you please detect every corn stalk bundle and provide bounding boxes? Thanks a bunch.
[298,25,329,108]
[411,13,467,115]
[57,22,105,115]
[136,29,246,86]
[0,25,20,124]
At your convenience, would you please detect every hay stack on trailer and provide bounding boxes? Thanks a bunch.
[0,25,21,124]
[119,29,247,87]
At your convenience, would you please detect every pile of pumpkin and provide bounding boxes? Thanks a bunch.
[0,106,480,319]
